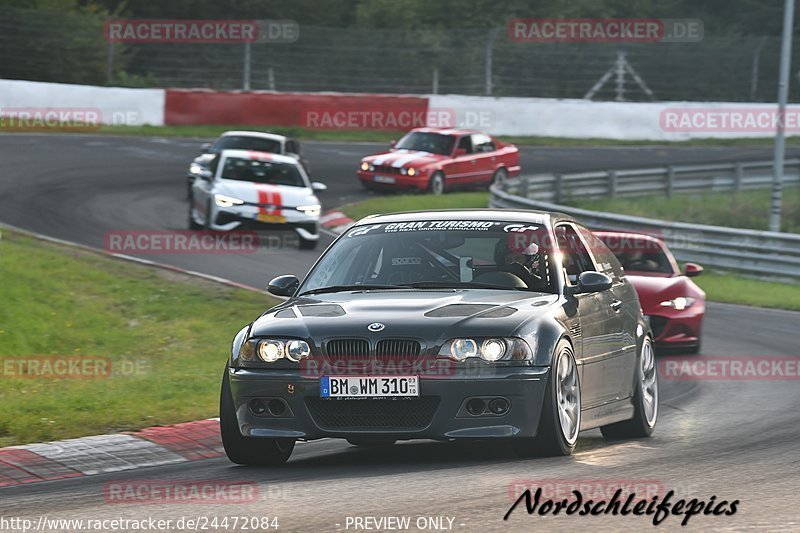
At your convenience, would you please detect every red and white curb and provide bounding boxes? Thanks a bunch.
[319,210,354,234]
[0,419,224,487]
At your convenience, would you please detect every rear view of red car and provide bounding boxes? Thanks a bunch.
[596,231,705,354]
[357,128,520,194]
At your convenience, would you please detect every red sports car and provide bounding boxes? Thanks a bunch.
[357,128,520,194]
[595,231,705,354]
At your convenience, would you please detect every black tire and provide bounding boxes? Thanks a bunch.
[347,438,397,447]
[220,366,295,465]
[188,195,202,230]
[601,336,658,440]
[298,237,318,250]
[512,339,580,458]
[491,167,508,188]
[203,200,213,230]
[428,172,445,195]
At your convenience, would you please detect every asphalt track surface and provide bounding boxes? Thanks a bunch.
[1,133,799,532]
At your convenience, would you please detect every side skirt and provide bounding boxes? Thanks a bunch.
[579,398,635,431]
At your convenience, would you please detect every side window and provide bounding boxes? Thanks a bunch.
[471,134,496,153]
[576,225,624,281]
[457,135,473,154]
[555,224,596,285]
[285,139,299,154]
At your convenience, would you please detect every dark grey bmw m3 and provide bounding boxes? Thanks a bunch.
[220,209,658,465]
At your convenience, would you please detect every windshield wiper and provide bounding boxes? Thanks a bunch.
[297,284,406,296]
[400,281,524,291]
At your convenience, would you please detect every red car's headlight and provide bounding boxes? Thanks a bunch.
[659,297,696,310]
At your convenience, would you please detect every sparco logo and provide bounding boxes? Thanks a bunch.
[392,257,422,265]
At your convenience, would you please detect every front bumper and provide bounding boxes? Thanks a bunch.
[357,170,429,191]
[228,366,549,440]
[645,305,704,348]
[211,207,319,240]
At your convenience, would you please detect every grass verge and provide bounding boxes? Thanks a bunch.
[20,123,800,147]
[338,193,800,311]
[0,229,277,446]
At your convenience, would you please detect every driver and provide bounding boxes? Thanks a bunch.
[494,237,544,286]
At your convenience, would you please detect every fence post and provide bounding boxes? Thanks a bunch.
[243,42,252,91]
[734,162,743,193]
[554,174,563,203]
[267,67,276,91]
[608,170,617,198]
[432,69,439,94]
[519,176,529,197]
[666,166,675,197]
[485,28,499,95]
[106,42,114,84]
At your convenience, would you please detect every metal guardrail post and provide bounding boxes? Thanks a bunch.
[666,166,675,197]
[608,171,617,198]
[734,162,743,193]
[519,176,529,197]
[554,174,563,203]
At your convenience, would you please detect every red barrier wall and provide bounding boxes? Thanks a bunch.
[164,89,430,130]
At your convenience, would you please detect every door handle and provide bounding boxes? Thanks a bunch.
[611,300,623,312]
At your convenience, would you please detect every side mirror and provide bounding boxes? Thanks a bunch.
[389,140,397,148]
[571,271,613,295]
[267,275,300,297]
[200,142,211,153]
[311,182,328,192]
[454,148,468,157]
[683,263,703,277]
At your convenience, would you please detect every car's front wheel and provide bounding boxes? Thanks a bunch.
[298,236,318,250]
[188,195,202,230]
[220,366,295,465]
[512,339,581,458]
[601,335,658,439]
[428,172,445,195]
[491,167,508,188]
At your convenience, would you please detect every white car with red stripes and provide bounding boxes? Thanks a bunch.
[189,149,326,250]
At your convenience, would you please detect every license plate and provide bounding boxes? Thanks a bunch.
[373,175,396,184]
[320,376,419,398]
[257,213,286,223]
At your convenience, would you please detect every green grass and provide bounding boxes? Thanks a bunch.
[0,230,278,446]
[337,193,800,311]
[24,123,800,147]
[340,192,489,221]
[567,187,800,233]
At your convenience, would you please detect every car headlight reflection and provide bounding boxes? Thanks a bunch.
[440,337,531,362]
[239,338,312,366]
[286,340,311,362]
[258,340,284,362]
[360,161,374,171]
[214,193,245,208]
[660,297,696,310]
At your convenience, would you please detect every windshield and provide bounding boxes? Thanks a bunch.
[600,237,675,274]
[220,157,305,187]
[211,135,282,154]
[299,220,559,295]
[394,132,456,156]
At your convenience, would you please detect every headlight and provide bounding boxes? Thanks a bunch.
[440,337,532,362]
[448,339,478,361]
[214,194,244,208]
[660,297,696,310]
[407,167,417,176]
[189,163,206,175]
[296,204,321,217]
[480,339,506,362]
[286,340,311,362]
[360,161,373,171]
[258,340,284,362]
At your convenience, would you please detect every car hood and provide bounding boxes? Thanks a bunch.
[251,290,560,342]
[191,153,216,167]
[215,179,317,208]
[364,150,449,168]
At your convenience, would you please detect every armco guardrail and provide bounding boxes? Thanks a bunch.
[490,163,800,279]
[504,160,800,203]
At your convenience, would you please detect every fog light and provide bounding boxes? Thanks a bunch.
[466,398,486,416]
[489,398,509,415]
